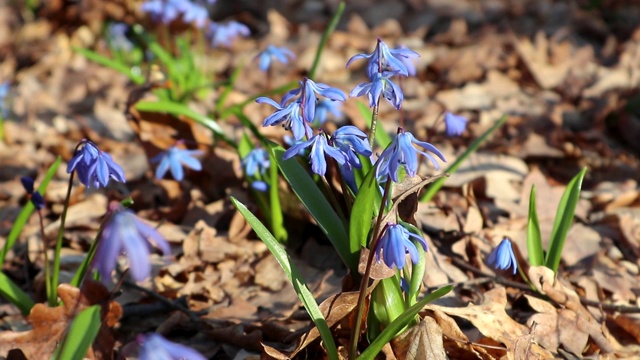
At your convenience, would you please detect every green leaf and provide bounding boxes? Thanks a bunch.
[421,115,507,203]
[350,166,381,251]
[0,271,34,315]
[527,185,544,266]
[370,277,406,326]
[231,197,339,360]
[134,100,237,148]
[358,286,453,360]
[356,102,392,149]
[0,156,62,267]
[271,145,357,271]
[545,167,587,272]
[268,150,288,242]
[54,305,101,360]
[308,2,345,79]
[72,47,145,85]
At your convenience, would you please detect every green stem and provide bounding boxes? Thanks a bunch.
[49,173,74,306]
[348,178,392,360]
[308,2,345,80]
[37,210,51,306]
[369,101,380,149]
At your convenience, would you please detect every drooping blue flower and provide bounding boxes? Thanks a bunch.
[487,237,518,274]
[95,203,170,282]
[331,126,372,169]
[67,140,126,188]
[282,78,346,123]
[256,97,310,140]
[107,23,133,52]
[20,177,45,210]
[151,146,203,181]
[376,129,446,183]
[138,333,206,360]
[140,0,183,24]
[256,45,295,72]
[283,130,348,176]
[346,38,419,78]
[313,99,342,126]
[350,71,404,110]
[242,148,270,192]
[375,223,428,270]
[207,20,250,47]
[444,112,468,137]
[0,82,10,118]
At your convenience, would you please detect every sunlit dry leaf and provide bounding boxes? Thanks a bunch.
[358,247,396,280]
[391,316,446,360]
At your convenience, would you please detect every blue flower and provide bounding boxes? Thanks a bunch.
[487,237,518,274]
[95,204,170,282]
[0,82,10,118]
[138,333,206,360]
[181,2,208,28]
[67,140,126,188]
[376,129,446,183]
[331,126,372,169]
[256,97,310,140]
[350,71,404,109]
[242,148,270,192]
[256,45,295,72]
[20,177,44,210]
[313,99,342,126]
[282,78,346,123]
[397,45,418,76]
[140,0,183,24]
[151,146,203,181]
[346,38,419,78]
[375,223,428,270]
[107,23,133,52]
[444,112,468,136]
[283,130,348,176]
[207,20,250,47]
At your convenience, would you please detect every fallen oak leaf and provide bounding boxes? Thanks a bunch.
[0,281,122,359]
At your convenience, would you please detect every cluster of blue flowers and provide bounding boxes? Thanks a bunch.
[140,0,249,47]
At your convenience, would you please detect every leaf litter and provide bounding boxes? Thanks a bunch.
[1,0,640,359]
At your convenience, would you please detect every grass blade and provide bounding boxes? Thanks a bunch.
[0,271,34,315]
[231,197,339,360]
[308,2,345,79]
[72,47,145,85]
[545,167,587,272]
[527,185,544,266]
[54,305,101,360]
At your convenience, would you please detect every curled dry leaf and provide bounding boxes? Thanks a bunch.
[0,281,122,359]
[391,316,446,360]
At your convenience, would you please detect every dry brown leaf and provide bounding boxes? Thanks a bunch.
[0,281,122,359]
[391,316,446,360]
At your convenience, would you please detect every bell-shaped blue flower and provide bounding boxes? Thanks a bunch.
[95,203,170,282]
[256,45,295,72]
[331,125,372,169]
[207,20,249,47]
[138,333,206,360]
[313,99,342,126]
[376,129,446,182]
[257,97,310,140]
[283,130,348,176]
[444,112,468,136]
[20,177,45,210]
[67,140,126,189]
[350,71,404,109]
[242,148,270,192]
[375,223,428,270]
[282,78,346,123]
[487,237,518,274]
[151,146,203,181]
[346,38,419,78]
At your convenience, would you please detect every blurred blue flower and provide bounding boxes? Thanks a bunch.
[331,125,372,169]
[350,71,404,110]
[444,112,468,137]
[20,177,44,210]
[487,237,518,274]
[151,146,203,181]
[375,223,427,270]
[207,20,250,47]
[282,78,346,123]
[256,45,295,72]
[397,45,418,76]
[95,204,170,282]
[256,97,310,140]
[346,38,419,78]
[138,333,206,360]
[181,2,208,28]
[242,148,270,192]
[67,140,126,188]
[313,99,342,126]
[376,129,446,183]
[0,82,10,118]
[107,23,133,52]
[140,0,183,24]
[283,130,348,176]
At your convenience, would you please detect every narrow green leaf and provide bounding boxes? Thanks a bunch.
[0,271,34,315]
[545,167,587,272]
[421,115,507,203]
[0,156,61,267]
[350,167,381,251]
[271,145,356,271]
[72,47,145,85]
[527,185,544,266]
[268,150,288,242]
[357,286,453,360]
[54,305,101,360]
[308,2,345,79]
[356,102,392,149]
[371,276,406,326]
[231,198,339,360]
[134,100,237,148]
